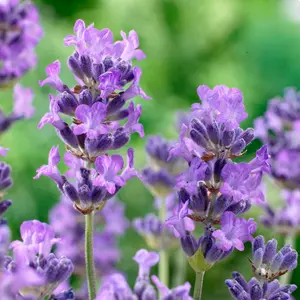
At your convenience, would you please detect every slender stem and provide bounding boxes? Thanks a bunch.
[193,271,205,300]
[280,234,296,285]
[158,197,169,288]
[172,248,187,287]
[85,212,97,300]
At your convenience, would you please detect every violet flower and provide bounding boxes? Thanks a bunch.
[3,220,73,299]
[212,212,256,251]
[226,272,297,300]
[255,88,300,188]
[38,20,150,161]
[250,235,298,282]
[0,0,43,86]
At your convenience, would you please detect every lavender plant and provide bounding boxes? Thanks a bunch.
[255,88,300,285]
[35,19,151,300]
[165,85,277,299]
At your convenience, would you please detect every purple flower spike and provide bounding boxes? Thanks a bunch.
[39,60,64,92]
[250,235,298,282]
[0,0,43,85]
[93,154,125,194]
[151,275,192,300]
[13,84,35,119]
[212,212,256,251]
[133,249,159,279]
[226,272,297,300]
[120,30,146,61]
[34,146,63,186]
[73,102,108,137]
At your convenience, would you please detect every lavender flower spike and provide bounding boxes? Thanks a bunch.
[226,272,297,300]
[0,0,43,86]
[250,235,298,282]
[133,249,160,279]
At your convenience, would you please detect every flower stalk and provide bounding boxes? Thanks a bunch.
[85,211,97,300]
[158,197,169,288]
[193,271,205,300]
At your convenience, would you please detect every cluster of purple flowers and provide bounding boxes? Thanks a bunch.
[97,249,192,300]
[0,6,298,298]
[0,0,43,86]
[38,19,150,163]
[255,88,300,188]
[255,88,300,239]
[50,195,128,277]
[226,235,298,299]
[166,85,269,272]
[1,220,74,299]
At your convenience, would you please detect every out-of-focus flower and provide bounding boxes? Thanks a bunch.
[0,0,43,86]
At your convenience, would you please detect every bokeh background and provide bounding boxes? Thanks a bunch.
[2,0,300,298]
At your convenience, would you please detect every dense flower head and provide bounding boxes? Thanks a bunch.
[34,146,138,214]
[50,195,128,275]
[168,85,270,273]
[226,272,297,300]
[38,20,150,162]
[170,85,254,163]
[176,146,269,226]
[1,220,73,299]
[255,88,300,188]
[0,0,43,86]
[166,209,254,271]
[249,235,298,282]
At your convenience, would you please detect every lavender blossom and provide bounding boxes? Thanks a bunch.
[170,85,254,163]
[226,272,297,300]
[38,20,150,162]
[34,146,138,214]
[2,220,73,299]
[249,235,298,282]
[168,84,269,275]
[0,0,43,86]
[255,88,300,188]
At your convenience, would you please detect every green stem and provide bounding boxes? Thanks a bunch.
[172,248,187,287]
[193,271,205,300]
[159,197,169,288]
[280,234,296,285]
[85,212,97,300]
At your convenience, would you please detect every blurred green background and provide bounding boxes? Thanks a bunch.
[2,0,300,298]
